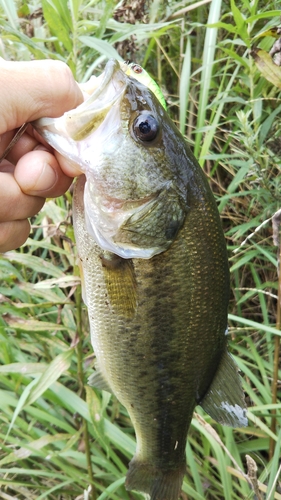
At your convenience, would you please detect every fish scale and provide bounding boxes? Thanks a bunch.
[33,59,248,500]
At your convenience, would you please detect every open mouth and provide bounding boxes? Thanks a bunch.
[80,59,124,98]
[63,60,127,141]
[33,59,127,146]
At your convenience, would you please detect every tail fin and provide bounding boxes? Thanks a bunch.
[125,458,185,500]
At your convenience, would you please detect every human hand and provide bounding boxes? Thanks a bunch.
[0,59,83,252]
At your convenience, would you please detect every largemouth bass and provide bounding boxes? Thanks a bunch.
[34,59,247,500]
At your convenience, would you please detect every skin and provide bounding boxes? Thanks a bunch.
[0,58,83,252]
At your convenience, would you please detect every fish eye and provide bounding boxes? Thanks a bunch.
[132,112,159,142]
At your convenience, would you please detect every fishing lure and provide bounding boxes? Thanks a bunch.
[121,61,167,110]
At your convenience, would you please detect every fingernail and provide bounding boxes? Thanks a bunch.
[33,144,50,153]
[34,162,58,191]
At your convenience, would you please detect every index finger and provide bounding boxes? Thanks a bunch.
[0,59,83,134]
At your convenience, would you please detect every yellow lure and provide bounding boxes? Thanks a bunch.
[121,62,167,110]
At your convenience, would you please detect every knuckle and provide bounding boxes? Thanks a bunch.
[48,60,73,86]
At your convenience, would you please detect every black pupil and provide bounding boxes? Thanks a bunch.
[133,114,158,142]
[139,121,151,135]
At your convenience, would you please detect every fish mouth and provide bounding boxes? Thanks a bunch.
[63,59,127,141]
[33,59,127,152]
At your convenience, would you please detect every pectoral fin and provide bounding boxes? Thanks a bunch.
[77,257,88,306]
[100,252,137,319]
[200,350,248,427]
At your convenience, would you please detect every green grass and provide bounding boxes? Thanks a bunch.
[0,0,281,498]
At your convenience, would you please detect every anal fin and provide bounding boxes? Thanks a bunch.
[88,368,112,393]
[200,350,248,427]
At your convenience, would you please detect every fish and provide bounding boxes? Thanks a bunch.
[33,59,247,500]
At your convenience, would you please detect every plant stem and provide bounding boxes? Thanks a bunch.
[269,222,281,459]
[84,418,96,500]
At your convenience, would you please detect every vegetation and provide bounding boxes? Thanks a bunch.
[0,0,281,498]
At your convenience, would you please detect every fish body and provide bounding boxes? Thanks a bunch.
[34,60,247,500]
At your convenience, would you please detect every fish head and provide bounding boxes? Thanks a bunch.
[34,59,188,259]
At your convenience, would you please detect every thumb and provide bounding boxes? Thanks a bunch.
[0,59,83,134]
